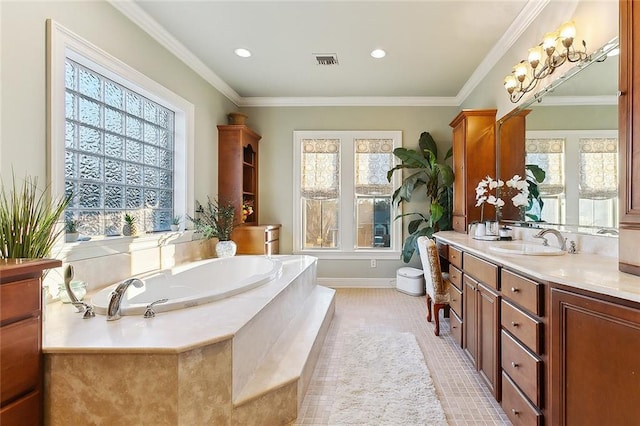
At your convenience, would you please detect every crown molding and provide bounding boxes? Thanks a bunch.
[107,0,242,105]
[238,96,459,107]
[109,0,544,108]
[455,0,551,105]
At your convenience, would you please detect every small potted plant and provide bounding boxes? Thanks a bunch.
[170,215,181,231]
[65,218,80,242]
[188,197,237,257]
[122,213,137,236]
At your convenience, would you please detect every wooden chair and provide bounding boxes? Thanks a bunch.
[417,236,451,336]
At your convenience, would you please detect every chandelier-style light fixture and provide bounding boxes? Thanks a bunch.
[504,21,588,103]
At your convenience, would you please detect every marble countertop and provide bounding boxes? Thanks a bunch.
[43,255,315,354]
[435,231,640,304]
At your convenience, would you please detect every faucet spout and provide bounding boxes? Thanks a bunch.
[107,278,144,321]
[533,229,567,251]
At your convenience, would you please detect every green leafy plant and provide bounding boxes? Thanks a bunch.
[171,215,182,226]
[188,197,236,241]
[386,132,454,263]
[524,164,546,221]
[0,174,70,259]
[65,218,78,233]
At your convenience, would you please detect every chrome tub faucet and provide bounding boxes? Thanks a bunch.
[107,278,144,321]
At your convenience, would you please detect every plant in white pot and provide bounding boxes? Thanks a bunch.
[65,218,80,242]
[188,197,237,257]
[170,215,181,231]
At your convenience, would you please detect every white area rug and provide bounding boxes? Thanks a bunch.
[328,330,448,425]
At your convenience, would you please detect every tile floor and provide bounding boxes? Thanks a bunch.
[294,288,510,425]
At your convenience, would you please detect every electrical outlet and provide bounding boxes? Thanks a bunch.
[370,259,377,268]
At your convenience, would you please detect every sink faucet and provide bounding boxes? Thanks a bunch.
[107,278,144,321]
[533,229,567,251]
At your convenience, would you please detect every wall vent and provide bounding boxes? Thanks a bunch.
[314,53,339,66]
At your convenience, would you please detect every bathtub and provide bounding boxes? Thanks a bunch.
[91,256,283,316]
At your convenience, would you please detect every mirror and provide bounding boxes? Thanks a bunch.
[498,38,619,235]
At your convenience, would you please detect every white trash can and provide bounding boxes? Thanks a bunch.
[396,267,425,296]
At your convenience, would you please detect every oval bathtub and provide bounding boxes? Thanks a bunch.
[91,256,283,316]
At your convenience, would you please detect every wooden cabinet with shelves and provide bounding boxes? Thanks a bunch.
[449,109,497,233]
[619,0,640,275]
[1,258,61,425]
[218,124,280,255]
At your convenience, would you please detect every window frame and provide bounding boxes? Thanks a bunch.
[292,130,403,259]
[47,20,194,244]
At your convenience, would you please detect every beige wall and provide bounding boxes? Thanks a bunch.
[0,0,620,280]
[242,106,458,277]
[0,0,236,203]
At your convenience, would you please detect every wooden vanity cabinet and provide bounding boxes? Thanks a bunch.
[550,286,640,425]
[449,109,497,233]
[500,269,546,425]
[462,252,500,399]
[218,124,280,255]
[0,258,61,425]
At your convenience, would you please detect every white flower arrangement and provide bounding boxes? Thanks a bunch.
[475,175,530,221]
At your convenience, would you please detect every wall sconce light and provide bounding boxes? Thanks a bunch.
[504,21,587,103]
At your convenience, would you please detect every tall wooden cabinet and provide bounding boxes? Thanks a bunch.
[449,109,497,233]
[619,0,640,275]
[1,258,61,425]
[217,124,280,255]
[497,109,529,222]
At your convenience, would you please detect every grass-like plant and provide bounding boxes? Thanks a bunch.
[0,174,70,259]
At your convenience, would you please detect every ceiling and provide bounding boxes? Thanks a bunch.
[113,1,542,106]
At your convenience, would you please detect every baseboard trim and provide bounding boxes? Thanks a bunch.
[318,277,396,288]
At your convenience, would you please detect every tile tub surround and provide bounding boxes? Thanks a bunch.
[43,255,335,424]
[436,231,640,303]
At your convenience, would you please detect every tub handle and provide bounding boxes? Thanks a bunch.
[144,298,169,318]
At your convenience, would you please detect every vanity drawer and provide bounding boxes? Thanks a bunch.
[0,278,40,324]
[463,253,498,290]
[502,270,541,316]
[502,372,542,426]
[450,310,462,347]
[0,316,40,405]
[448,284,462,317]
[448,246,463,269]
[448,265,462,290]
[501,300,542,354]
[502,330,542,406]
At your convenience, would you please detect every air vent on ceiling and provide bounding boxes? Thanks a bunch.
[314,53,339,66]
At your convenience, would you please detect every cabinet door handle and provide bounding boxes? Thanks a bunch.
[511,321,519,327]
[511,287,519,293]
[512,409,520,416]
[511,361,519,368]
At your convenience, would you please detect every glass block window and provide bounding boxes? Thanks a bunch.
[64,59,175,236]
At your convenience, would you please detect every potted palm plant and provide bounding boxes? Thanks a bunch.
[0,174,70,259]
[188,197,237,257]
[387,131,454,263]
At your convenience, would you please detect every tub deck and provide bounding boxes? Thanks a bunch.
[43,255,335,425]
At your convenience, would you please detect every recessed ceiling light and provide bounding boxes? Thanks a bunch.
[234,48,252,58]
[371,49,386,59]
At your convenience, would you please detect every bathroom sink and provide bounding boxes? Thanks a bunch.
[489,243,565,256]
